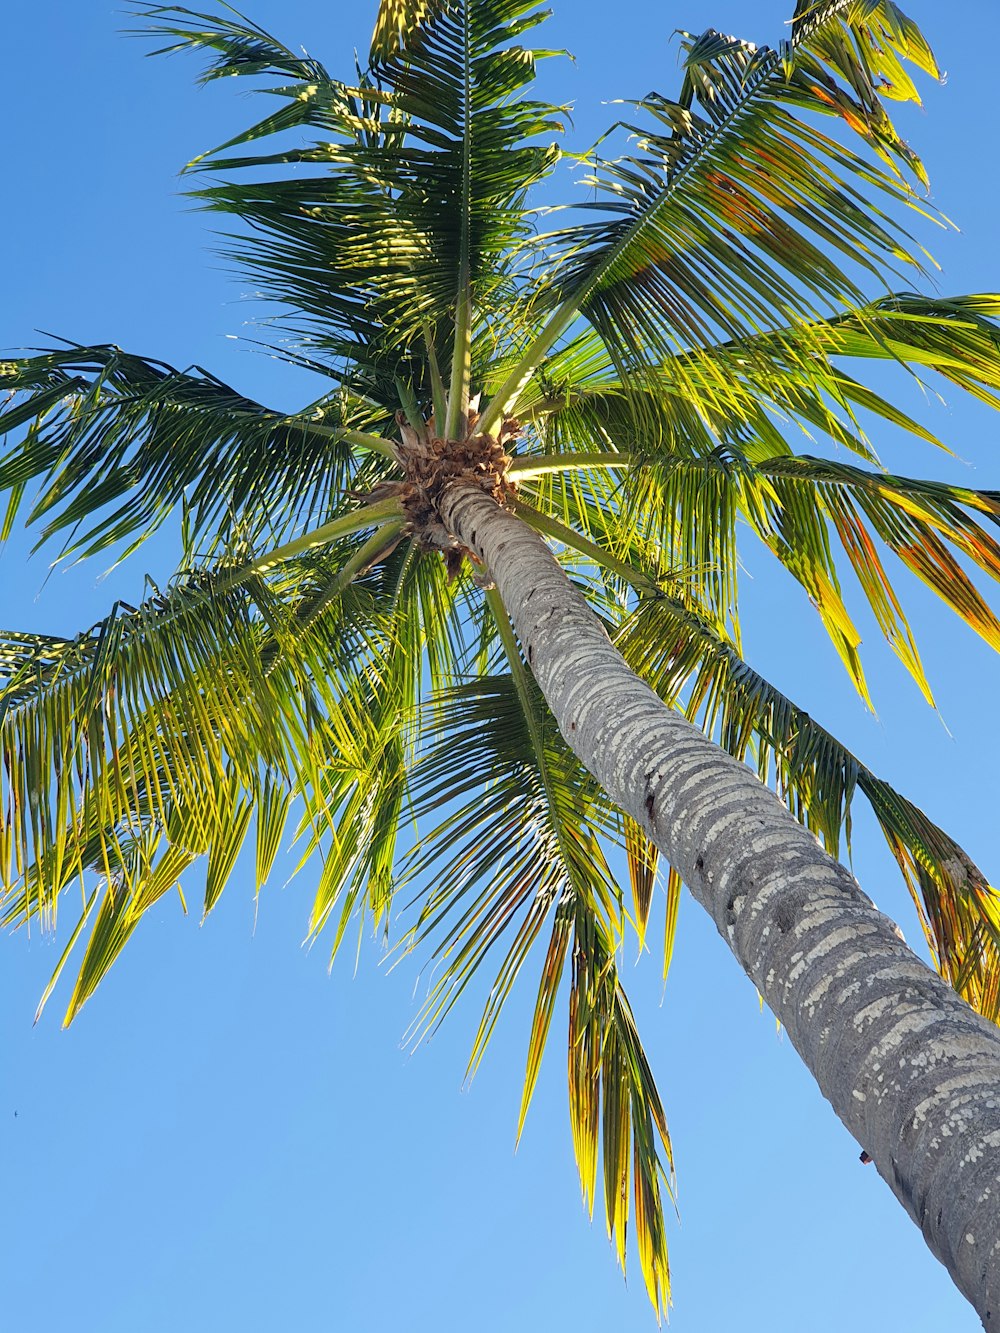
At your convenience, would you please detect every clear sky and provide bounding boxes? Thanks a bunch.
[2,2,998,1330]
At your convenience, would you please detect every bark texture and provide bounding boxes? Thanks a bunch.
[441,481,1000,1324]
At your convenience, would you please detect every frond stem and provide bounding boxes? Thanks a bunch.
[290,521,407,636]
[511,499,660,596]
[476,302,575,438]
[338,429,401,463]
[508,452,634,479]
[445,266,473,440]
[248,496,405,578]
[423,323,448,430]
[444,3,474,440]
[297,422,400,464]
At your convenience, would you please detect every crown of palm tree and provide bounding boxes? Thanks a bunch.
[3,0,1000,1315]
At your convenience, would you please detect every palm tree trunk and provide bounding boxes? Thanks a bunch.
[441,480,1000,1325]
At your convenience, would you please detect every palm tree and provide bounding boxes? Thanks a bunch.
[4,0,1000,1320]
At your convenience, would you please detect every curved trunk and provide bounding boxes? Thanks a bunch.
[441,481,1000,1325]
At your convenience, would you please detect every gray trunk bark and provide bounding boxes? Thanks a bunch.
[440,480,1000,1325]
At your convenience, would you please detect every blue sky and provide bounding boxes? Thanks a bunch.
[2,2,999,1329]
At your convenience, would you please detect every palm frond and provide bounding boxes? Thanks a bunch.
[652,292,1000,449]
[773,292,1000,410]
[479,0,938,433]
[368,0,565,434]
[293,667,410,959]
[618,450,1000,702]
[0,517,411,1014]
[139,2,563,403]
[370,0,453,60]
[292,537,483,962]
[623,813,657,951]
[567,908,672,1317]
[139,5,445,378]
[513,382,1000,703]
[513,292,1000,476]
[0,346,394,560]
[759,454,1000,667]
[401,611,673,1311]
[139,3,330,83]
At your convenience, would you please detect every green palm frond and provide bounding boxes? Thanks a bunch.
[0,504,498,1022]
[478,0,937,434]
[791,0,939,125]
[0,346,396,560]
[401,597,673,1311]
[613,451,1000,703]
[652,293,1000,447]
[402,672,621,1063]
[508,290,1000,709]
[370,0,452,60]
[567,909,673,1316]
[139,2,563,401]
[510,331,1000,702]
[293,662,410,959]
[513,293,1000,474]
[371,0,564,433]
[0,514,410,1009]
[140,3,329,83]
[761,454,1000,656]
[516,336,908,480]
[771,292,1000,409]
[138,5,445,376]
[292,537,483,962]
[621,815,682,979]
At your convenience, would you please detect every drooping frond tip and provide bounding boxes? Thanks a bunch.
[398,601,675,1316]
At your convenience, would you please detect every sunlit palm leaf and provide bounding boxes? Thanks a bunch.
[779,292,1000,409]
[370,0,452,60]
[370,0,564,432]
[139,3,329,83]
[0,347,391,560]
[402,611,673,1309]
[568,908,673,1317]
[514,292,1000,475]
[479,0,938,433]
[505,289,1000,649]
[141,1,563,400]
[622,452,1000,700]
[669,293,1000,436]
[292,538,479,961]
[514,394,1000,703]
[623,814,657,947]
[65,836,199,1024]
